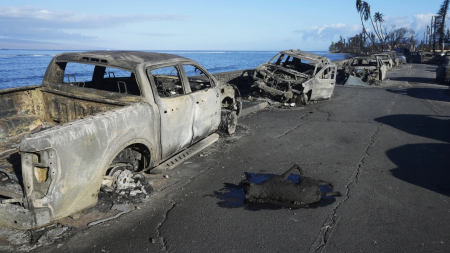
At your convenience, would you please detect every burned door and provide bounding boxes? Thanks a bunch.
[181,64,221,144]
[377,57,386,81]
[148,65,194,160]
[310,65,336,100]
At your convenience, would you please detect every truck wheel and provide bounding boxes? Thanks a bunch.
[220,110,237,135]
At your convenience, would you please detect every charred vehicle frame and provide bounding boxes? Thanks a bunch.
[0,51,240,230]
[342,55,387,84]
[250,50,337,105]
[436,56,450,83]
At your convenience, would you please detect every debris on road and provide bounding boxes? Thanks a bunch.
[87,204,131,227]
[243,164,341,208]
[0,224,73,252]
[344,75,369,87]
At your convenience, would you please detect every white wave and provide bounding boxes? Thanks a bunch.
[165,52,227,54]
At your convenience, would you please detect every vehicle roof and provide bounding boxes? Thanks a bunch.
[352,56,376,59]
[55,51,192,70]
[279,49,329,63]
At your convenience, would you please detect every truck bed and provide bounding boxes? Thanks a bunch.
[0,84,143,200]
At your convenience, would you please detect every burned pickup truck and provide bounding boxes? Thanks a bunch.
[341,55,387,85]
[0,51,240,230]
[250,50,337,105]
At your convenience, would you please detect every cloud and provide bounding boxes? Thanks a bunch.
[295,23,362,41]
[295,13,450,43]
[411,13,435,32]
[384,13,450,39]
[382,16,412,30]
[0,5,190,42]
[124,32,176,37]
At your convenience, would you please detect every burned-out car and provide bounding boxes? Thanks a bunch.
[408,51,434,63]
[436,56,450,83]
[408,51,423,63]
[396,53,407,65]
[342,56,387,84]
[0,51,240,230]
[374,53,394,69]
[250,50,337,105]
[386,51,401,67]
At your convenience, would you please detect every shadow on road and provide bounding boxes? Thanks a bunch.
[388,76,437,84]
[386,87,450,102]
[375,114,450,143]
[375,114,450,196]
[207,173,336,210]
[387,143,450,197]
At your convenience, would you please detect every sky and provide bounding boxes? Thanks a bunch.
[0,0,447,51]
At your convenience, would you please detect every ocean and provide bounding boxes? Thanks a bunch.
[0,50,348,89]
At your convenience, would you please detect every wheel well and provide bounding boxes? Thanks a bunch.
[129,143,151,171]
[109,143,151,173]
[222,96,234,107]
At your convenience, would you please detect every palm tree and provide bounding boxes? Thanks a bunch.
[356,0,381,52]
[374,12,385,42]
[438,0,450,50]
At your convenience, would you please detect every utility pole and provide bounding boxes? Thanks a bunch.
[434,16,437,52]
[423,32,426,50]
[430,16,434,52]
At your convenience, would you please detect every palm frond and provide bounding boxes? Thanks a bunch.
[356,0,363,12]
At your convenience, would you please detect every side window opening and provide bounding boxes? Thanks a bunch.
[182,65,212,92]
[319,67,332,80]
[151,66,184,98]
[61,62,141,96]
[273,54,285,65]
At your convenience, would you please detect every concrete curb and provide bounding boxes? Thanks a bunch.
[239,101,269,117]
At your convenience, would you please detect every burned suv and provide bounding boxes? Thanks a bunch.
[342,55,387,84]
[250,50,337,105]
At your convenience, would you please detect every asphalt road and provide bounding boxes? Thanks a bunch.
[38,63,450,253]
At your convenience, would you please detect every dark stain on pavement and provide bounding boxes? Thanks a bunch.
[209,172,336,210]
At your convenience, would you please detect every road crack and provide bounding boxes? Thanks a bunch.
[156,201,176,252]
[272,113,310,138]
[309,123,383,253]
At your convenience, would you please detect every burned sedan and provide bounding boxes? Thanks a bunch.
[250,50,337,105]
[342,55,387,84]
